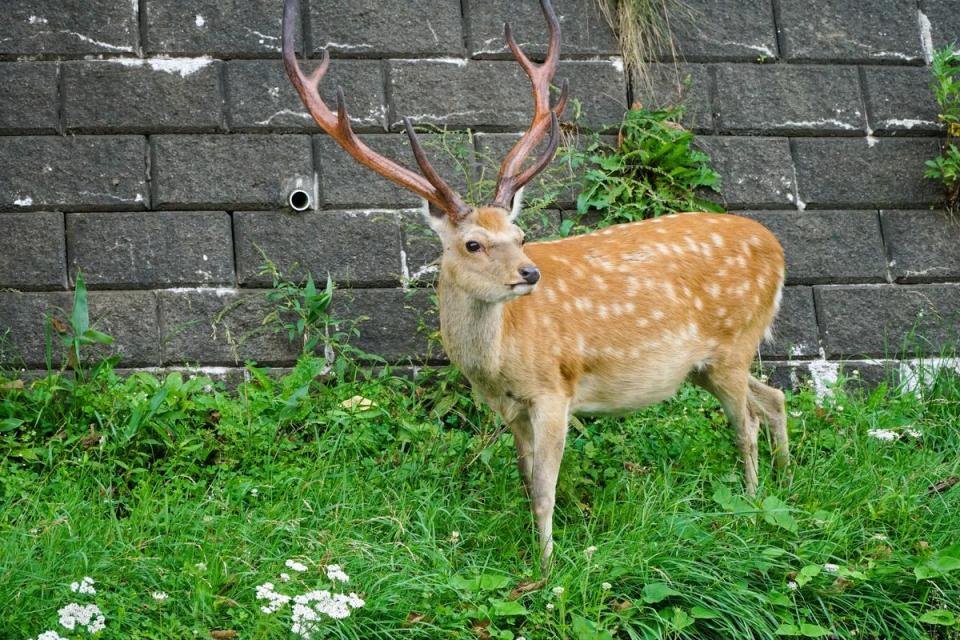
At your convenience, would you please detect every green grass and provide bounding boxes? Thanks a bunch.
[2,356,959,639]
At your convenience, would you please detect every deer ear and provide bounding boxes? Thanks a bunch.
[507,186,525,223]
[420,198,451,234]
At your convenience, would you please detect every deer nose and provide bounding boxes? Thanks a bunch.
[518,265,540,285]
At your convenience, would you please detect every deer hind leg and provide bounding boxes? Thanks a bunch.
[695,368,760,496]
[748,376,789,471]
[528,395,570,572]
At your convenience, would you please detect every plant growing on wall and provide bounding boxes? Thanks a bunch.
[573,103,723,226]
[593,0,688,89]
[925,45,960,215]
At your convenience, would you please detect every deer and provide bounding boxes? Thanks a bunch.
[282,0,789,571]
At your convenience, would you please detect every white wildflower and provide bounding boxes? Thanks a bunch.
[585,545,598,557]
[289,588,365,638]
[70,576,96,595]
[601,582,612,590]
[867,428,899,441]
[905,428,922,438]
[546,602,555,610]
[151,591,168,602]
[250,488,259,496]
[58,602,105,633]
[871,533,888,541]
[280,572,291,582]
[823,563,839,573]
[552,586,564,596]
[285,559,308,573]
[450,530,460,542]
[787,581,798,591]
[326,564,349,583]
[195,562,207,571]
[256,582,291,614]
[35,632,68,640]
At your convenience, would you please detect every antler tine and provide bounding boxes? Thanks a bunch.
[281,0,469,218]
[511,112,560,189]
[492,0,566,211]
[403,118,472,221]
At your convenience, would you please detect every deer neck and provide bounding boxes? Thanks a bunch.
[438,279,506,384]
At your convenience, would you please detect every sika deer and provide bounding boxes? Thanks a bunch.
[283,0,789,570]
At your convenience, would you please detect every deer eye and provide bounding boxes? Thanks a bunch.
[465,240,483,253]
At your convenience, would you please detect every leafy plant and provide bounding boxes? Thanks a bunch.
[45,271,114,377]
[574,104,723,225]
[925,45,960,214]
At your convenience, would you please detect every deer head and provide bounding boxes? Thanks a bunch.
[282,0,568,303]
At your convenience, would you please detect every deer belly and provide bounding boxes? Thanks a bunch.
[571,365,690,415]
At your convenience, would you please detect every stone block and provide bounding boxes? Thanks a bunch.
[861,66,940,135]
[334,288,439,362]
[695,136,797,209]
[226,59,386,132]
[146,0,296,56]
[881,210,960,282]
[716,64,864,135]
[466,0,617,57]
[760,286,820,358]
[389,59,626,131]
[740,210,887,284]
[309,0,463,56]
[0,62,59,133]
[921,0,960,51]
[0,212,67,290]
[0,136,147,212]
[0,0,138,55]
[778,0,923,63]
[152,135,313,209]
[632,63,713,132]
[63,60,223,133]
[668,0,778,61]
[473,132,585,209]
[793,138,943,208]
[0,290,160,367]
[317,133,473,208]
[66,211,235,289]
[399,210,442,287]
[815,284,960,357]
[234,210,404,288]
[158,289,301,366]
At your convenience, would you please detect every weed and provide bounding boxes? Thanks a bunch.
[925,45,960,215]
[573,104,723,227]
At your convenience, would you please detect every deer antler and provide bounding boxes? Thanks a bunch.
[282,0,471,221]
[491,0,569,210]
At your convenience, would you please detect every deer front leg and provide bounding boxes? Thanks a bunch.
[508,416,535,498]
[529,395,570,572]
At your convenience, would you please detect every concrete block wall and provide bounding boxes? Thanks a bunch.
[0,0,958,388]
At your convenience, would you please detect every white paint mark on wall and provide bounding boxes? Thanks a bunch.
[880,118,936,129]
[195,15,206,28]
[719,41,775,57]
[111,56,215,77]
[609,57,624,73]
[254,109,312,126]
[322,41,373,51]
[780,119,857,130]
[918,10,934,64]
[62,32,134,52]
[900,358,960,395]
[397,57,468,67]
[27,16,48,24]
[13,195,33,206]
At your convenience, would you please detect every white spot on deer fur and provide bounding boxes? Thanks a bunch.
[723,318,734,328]
[626,276,639,295]
[654,243,670,255]
[624,302,636,313]
[661,281,677,301]
[699,243,713,257]
[681,285,692,298]
[694,296,704,310]
[592,274,607,288]
[710,232,724,247]
[111,56,215,77]
[555,278,569,293]
[652,309,665,320]
[685,237,700,253]
[706,283,721,298]
[574,297,593,311]
[636,317,649,327]
[757,274,767,289]
[13,195,33,206]
[563,300,572,312]
[671,244,684,256]
[736,255,748,268]
[576,336,586,353]
[544,287,556,302]
[27,15,48,24]
[716,307,727,317]
[195,14,205,27]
